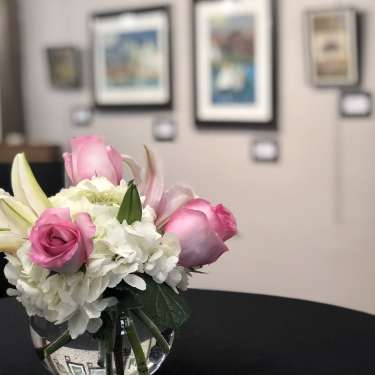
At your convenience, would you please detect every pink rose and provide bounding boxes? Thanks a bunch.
[164,198,237,268]
[63,136,123,185]
[29,208,96,273]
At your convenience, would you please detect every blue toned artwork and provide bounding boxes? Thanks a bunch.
[210,15,256,104]
[105,30,161,88]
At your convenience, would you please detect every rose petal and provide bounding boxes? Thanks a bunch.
[36,208,71,224]
[76,139,117,183]
[67,136,123,185]
[214,204,238,241]
[156,185,195,227]
[183,199,224,238]
[165,208,228,268]
[29,208,95,273]
[75,213,96,262]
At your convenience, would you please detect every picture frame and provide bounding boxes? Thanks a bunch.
[91,6,173,110]
[193,0,277,129]
[46,47,82,89]
[305,8,359,87]
[67,361,87,375]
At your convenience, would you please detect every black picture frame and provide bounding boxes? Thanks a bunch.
[192,0,277,130]
[46,46,82,89]
[90,6,173,111]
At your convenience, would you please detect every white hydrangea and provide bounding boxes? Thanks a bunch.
[5,177,189,338]
[5,242,116,339]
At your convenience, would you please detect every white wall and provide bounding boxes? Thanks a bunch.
[18,0,375,314]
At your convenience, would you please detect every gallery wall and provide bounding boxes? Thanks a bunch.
[17,0,375,314]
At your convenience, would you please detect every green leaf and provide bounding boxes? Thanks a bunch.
[111,276,191,332]
[117,181,142,225]
[106,283,143,311]
[124,275,191,332]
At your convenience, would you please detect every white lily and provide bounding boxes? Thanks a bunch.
[11,153,51,216]
[0,231,25,253]
[0,197,36,233]
[0,153,51,252]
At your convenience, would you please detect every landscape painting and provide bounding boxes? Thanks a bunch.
[210,15,255,105]
[194,0,274,127]
[104,30,161,89]
[92,7,172,109]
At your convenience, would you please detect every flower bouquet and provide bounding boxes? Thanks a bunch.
[0,136,237,375]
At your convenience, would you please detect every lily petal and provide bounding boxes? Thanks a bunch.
[11,155,28,205]
[122,154,143,185]
[11,153,51,215]
[0,197,37,234]
[0,232,24,253]
[141,146,164,211]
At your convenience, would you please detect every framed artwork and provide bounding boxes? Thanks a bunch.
[67,361,87,375]
[91,6,172,110]
[193,0,276,128]
[306,8,359,87]
[46,47,82,89]
[88,366,106,375]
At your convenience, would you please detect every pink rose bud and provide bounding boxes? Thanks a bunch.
[164,198,237,268]
[63,136,123,185]
[29,208,96,273]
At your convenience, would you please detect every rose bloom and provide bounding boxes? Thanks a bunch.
[29,208,96,273]
[63,136,123,185]
[164,198,237,268]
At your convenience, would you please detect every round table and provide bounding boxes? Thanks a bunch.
[0,290,374,374]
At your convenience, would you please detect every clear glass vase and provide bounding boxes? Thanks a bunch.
[29,315,174,375]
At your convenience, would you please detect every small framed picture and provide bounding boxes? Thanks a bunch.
[88,368,106,375]
[91,6,172,110]
[306,8,359,87]
[46,47,82,89]
[193,0,276,128]
[67,362,87,375]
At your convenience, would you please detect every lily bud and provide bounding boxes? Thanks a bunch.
[11,153,51,216]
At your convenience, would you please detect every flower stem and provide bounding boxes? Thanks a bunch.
[105,352,113,375]
[134,309,170,354]
[98,340,106,367]
[113,316,125,375]
[42,329,71,359]
[124,312,149,375]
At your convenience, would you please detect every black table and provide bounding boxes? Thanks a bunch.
[0,290,374,375]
